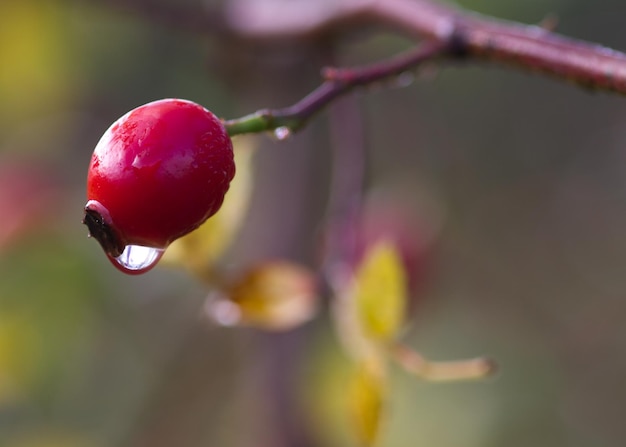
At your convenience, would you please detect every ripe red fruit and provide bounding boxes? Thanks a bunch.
[83,98,235,274]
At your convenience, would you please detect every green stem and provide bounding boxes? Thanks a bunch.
[223,111,273,135]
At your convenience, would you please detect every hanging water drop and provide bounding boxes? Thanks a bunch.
[392,71,415,88]
[273,126,292,141]
[109,245,164,275]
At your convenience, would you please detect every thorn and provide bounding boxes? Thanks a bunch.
[321,66,339,80]
[321,66,354,83]
[539,14,559,32]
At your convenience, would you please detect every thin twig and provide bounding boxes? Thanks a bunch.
[223,40,448,135]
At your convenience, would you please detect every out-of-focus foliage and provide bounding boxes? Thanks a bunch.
[6,430,97,447]
[208,260,319,330]
[334,241,409,363]
[0,1,74,129]
[331,241,408,445]
[0,161,61,250]
[1,0,626,446]
[333,237,492,444]
[347,358,387,447]
[353,241,407,343]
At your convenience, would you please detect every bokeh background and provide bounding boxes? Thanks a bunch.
[1,0,626,446]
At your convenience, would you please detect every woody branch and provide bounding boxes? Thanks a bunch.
[103,0,626,133]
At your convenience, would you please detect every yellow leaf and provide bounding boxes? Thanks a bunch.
[162,137,256,277]
[207,261,318,330]
[0,312,43,405]
[332,286,380,362]
[0,1,73,124]
[348,357,387,446]
[8,430,98,447]
[353,240,407,342]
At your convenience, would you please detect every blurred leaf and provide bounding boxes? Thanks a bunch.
[353,240,407,342]
[0,234,102,406]
[7,429,98,447]
[332,287,379,363]
[0,160,61,251]
[0,313,40,405]
[207,261,318,330]
[348,357,388,447]
[162,137,256,278]
[0,1,73,128]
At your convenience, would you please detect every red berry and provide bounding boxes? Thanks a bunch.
[83,98,235,274]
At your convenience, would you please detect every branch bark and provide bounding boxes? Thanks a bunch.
[225,0,626,94]
[108,0,626,100]
[383,0,626,93]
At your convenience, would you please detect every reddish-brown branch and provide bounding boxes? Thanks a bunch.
[106,0,626,94]
[376,0,626,93]
[226,0,626,95]
[457,22,626,92]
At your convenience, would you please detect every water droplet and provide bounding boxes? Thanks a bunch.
[273,126,292,141]
[205,295,241,326]
[392,71,415,88]
[109,245,164,275]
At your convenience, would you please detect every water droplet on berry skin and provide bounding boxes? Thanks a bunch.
[273,126,292,141]
[108,245,165,275]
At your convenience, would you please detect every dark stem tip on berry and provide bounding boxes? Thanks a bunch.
[83,206,125,258]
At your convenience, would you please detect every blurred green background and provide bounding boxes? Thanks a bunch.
[2,0,626,446]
